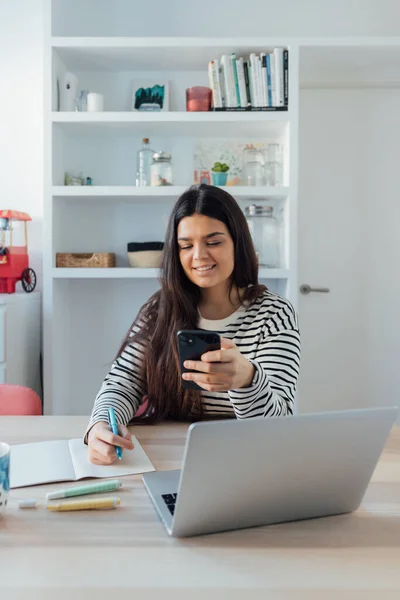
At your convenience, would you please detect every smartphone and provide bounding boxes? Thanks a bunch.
[177,330,221,390]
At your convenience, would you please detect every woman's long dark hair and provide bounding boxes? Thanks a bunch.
[119,184,266,422]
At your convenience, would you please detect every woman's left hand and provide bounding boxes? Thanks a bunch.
[182,337,255,392]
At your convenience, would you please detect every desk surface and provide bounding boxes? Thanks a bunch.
[1,417,400,599]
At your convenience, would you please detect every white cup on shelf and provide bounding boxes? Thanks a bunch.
[87,93,104,112]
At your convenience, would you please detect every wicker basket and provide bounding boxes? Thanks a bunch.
[56,253,116,268]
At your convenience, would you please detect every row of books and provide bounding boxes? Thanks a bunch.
[208,49,288,111]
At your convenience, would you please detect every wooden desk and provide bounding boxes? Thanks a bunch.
[1,417,400,599]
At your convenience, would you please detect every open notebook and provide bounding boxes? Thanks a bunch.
[10,435,155,488]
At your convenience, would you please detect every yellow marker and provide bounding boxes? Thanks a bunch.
[47,496,120,512]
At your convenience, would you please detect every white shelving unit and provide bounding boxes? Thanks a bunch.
[44,2,299,415]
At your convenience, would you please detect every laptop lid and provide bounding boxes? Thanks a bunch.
[170,406,398,537]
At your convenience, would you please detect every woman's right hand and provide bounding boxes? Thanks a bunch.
[88,421,134,465]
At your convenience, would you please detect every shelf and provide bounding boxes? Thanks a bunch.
[51,111,289,138]
[52,37,290,71]
[52,268,290,280]
[52,185,290,201]
[52,268,159,279]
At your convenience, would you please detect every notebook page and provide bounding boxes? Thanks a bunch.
[68,435,155,480]
[10,440,75,488]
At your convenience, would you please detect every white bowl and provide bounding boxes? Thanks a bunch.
[128,250,163,268]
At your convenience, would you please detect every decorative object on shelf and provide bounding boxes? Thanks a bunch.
[86,177,92,186]
[0,210,37,294]
[136,138,154,187]
[127,242,164,268]
[150,152,173,186]
[76,89,89,111]
[243,144,265,186]
[194,140,266,186]
[132,80,170,112]
[60,72,78,112]
[56,253,116,268]
[211,162,229,186]
[265,142,283,186]
[194,151,210,184]
[199,171,211,184]
[64,171,84,186]
[87,92,104,112]
[186,86,212,111]
[245,205,281,268]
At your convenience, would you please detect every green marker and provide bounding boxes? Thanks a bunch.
[46,479,122,501]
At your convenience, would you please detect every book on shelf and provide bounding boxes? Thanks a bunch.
[231,52,241,107]
[208,59,223,108]
[221,54,237,108]
[261,53,268,108]
[243,61,252,107]
[283,49,289,107]
[208,48,289,112]
[274,47,284,107]
[236,57,248,108]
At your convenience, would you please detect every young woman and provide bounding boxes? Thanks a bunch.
[86,184,300,465]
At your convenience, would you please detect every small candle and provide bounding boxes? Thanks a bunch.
[186,87,212,112]
[87,93,104,112]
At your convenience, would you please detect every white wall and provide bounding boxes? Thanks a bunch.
[52,0,400,36]
[0,0,43,291]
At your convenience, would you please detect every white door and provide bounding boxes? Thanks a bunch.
[297,89,371,414]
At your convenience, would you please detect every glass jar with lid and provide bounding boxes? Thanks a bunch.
[242,145,265,186]
[245,204,280,268]
[265,142,283,186]
[150,151,173,186]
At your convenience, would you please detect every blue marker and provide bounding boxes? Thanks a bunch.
[107,407,122,460]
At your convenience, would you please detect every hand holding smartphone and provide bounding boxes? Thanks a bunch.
[177,330,221,390]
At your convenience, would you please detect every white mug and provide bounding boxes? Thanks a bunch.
[0,442,10,517]
[87,93,104,112]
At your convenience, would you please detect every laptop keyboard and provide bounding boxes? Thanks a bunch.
[162,493,178,515]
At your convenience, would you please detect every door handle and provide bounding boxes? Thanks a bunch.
[300,284,330,295]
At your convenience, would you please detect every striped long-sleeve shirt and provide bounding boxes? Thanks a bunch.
[87,291,301,430]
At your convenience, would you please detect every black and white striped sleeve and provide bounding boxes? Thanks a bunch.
[228,302,300,418]
[86,322,147,435]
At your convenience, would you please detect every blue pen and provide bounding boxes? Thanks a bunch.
[107,407,123,460]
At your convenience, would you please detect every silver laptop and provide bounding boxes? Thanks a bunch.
[142,406,398,537]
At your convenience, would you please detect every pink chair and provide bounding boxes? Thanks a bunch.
[0,384,42,416]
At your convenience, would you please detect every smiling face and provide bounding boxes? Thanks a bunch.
[177,214,235,291]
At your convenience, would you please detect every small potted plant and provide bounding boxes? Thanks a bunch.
[211,161,229,186]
